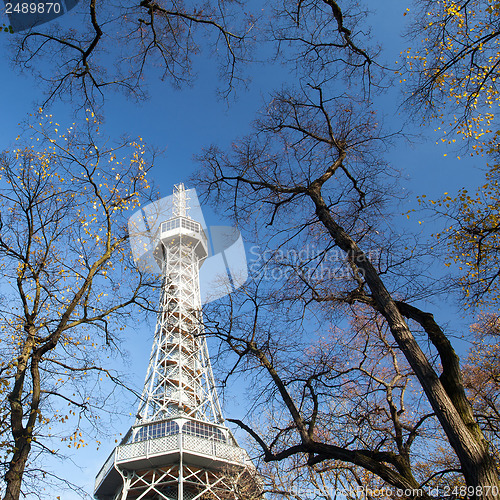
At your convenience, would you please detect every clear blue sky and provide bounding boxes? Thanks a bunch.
[0,1,489,497]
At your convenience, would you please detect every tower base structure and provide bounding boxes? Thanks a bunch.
[95,417,260,500]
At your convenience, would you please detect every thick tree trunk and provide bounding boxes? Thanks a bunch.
[4,336,39,500]
[3,438,31,500]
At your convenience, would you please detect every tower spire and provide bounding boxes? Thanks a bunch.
[94,183,260,500]
[173,182,189,218]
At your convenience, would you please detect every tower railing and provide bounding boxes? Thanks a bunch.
[94,423,249,493]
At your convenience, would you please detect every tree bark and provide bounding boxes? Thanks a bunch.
[3,438,31,500]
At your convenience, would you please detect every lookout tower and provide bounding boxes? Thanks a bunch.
[94,184,259,499]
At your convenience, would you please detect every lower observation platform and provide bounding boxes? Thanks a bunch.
[94,418,250,499]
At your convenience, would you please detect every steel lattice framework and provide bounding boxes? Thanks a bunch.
[136,230,223,423]
[94,184,260,500]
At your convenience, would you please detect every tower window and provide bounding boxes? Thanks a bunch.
[183,421,226,442]
[133,420,179,442]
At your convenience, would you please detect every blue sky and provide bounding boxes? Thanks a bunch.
[0,1,492,497]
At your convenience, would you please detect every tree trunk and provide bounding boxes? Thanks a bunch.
[3,437,31,500]
[4,336,38,500]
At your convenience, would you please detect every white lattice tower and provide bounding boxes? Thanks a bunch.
[94,184,261,500]
[136,184,223,424]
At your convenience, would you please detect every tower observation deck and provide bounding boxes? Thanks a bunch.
[94,184,260,500]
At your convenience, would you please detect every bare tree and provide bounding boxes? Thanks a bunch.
[194,84,500,497]
[0,113,157,499]
[269,0,381,91]
[4,0,389,113]
[205,278,465,499]
[8,0,253,111]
